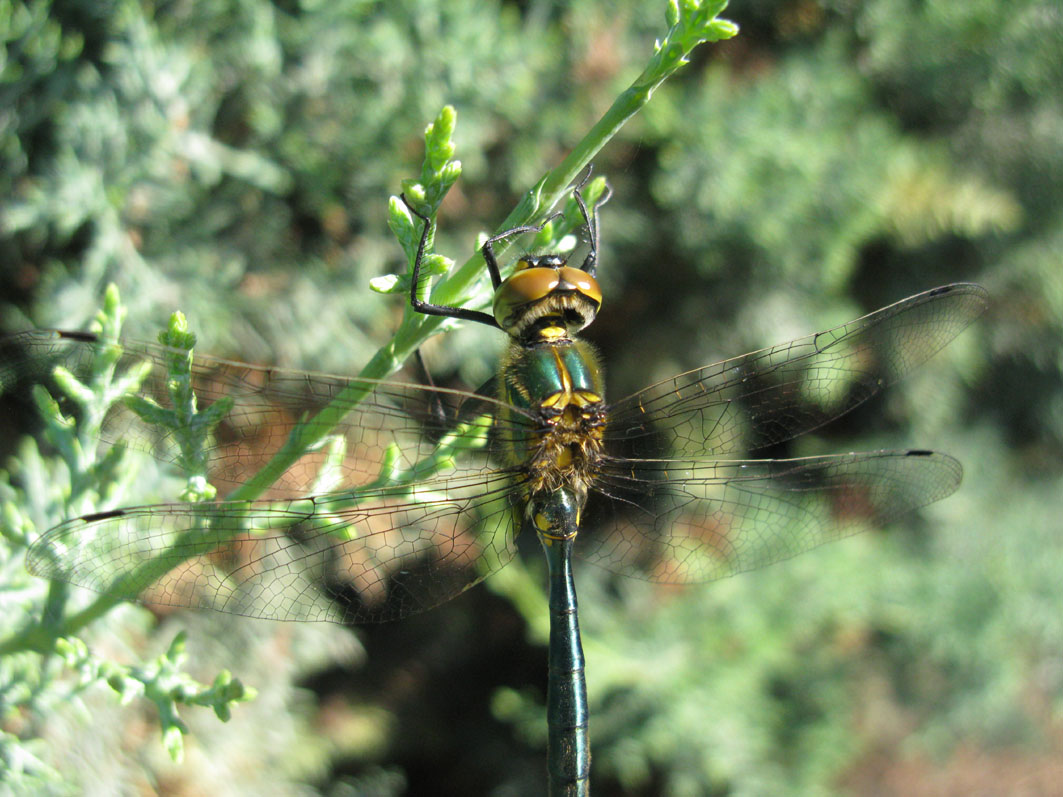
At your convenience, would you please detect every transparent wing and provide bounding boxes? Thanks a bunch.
[604,284,988,458]
[580,450,962,582]
[26,471,520,623]
[0,330,533,498]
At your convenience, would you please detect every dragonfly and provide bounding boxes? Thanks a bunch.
[4,176,987,796]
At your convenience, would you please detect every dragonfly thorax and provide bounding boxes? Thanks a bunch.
[525,398,605,495]
[498,337,606,540]
[492,257,602,342]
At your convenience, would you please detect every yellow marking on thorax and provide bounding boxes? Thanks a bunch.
[539,348,602,414]
[572,390,601,408]
[539,347,575,411]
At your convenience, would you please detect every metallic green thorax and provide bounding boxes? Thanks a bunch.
[497,340,606,474]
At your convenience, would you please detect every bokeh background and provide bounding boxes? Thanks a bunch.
[2,1,1061,795]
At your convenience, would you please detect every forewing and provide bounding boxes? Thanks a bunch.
[604,284,988,458]
[25,471,520,623]
[579,450,962,582]
[0,330,532,498]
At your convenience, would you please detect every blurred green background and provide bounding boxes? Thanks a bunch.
[2,0,1061,795]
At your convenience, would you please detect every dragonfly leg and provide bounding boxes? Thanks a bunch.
[481,212,564,286]
[401,194,500,328]
[572,166,612,278]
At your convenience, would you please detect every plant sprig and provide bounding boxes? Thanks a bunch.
[55,632,254,763]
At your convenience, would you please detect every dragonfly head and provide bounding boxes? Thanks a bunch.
[493,256,602,342]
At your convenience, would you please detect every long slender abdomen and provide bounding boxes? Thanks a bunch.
[542,534,589,796]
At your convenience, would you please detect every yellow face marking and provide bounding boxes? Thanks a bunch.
[539,325,568,341]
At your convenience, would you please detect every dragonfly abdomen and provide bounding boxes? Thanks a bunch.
[543,532,590,796]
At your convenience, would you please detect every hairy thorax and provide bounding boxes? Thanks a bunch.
[497,338,607,499]
[525,397,606,495]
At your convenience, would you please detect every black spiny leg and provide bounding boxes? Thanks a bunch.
[403,195,500,328]
[573,169,612,278]
[480,210,564,287]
